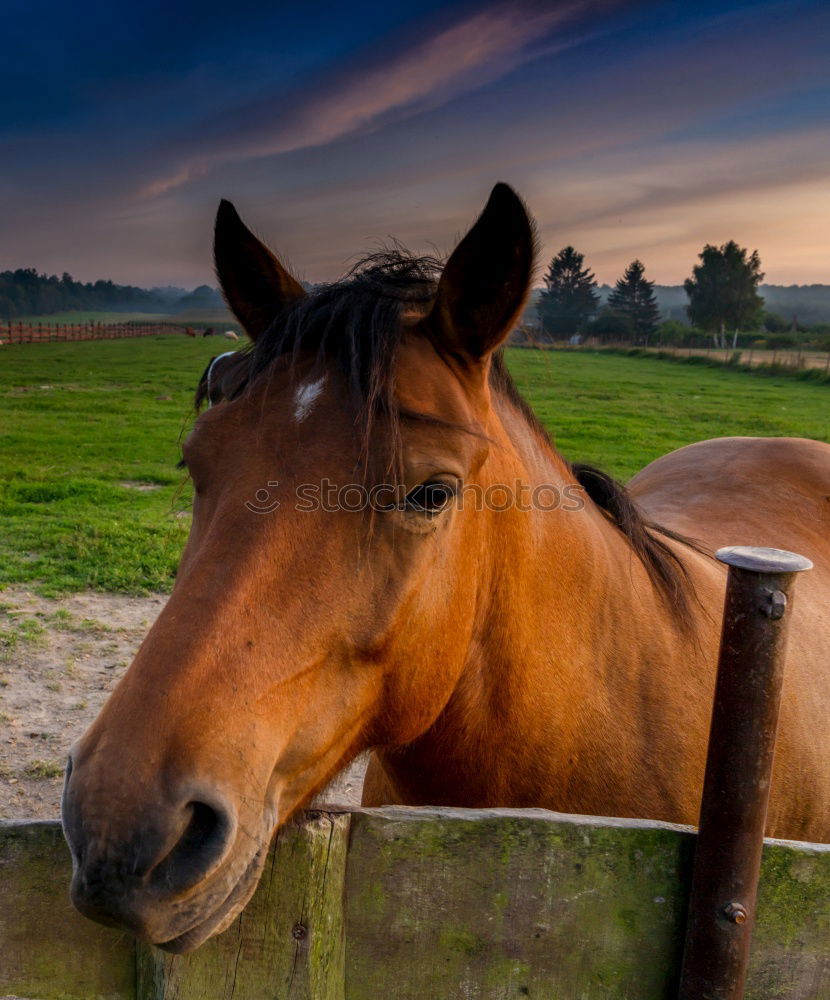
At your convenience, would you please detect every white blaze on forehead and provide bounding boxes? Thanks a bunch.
[293,376,326,423]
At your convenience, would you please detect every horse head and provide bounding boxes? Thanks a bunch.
[61,184,536,950]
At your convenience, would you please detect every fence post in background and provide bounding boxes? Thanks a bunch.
[677,545,813,1000]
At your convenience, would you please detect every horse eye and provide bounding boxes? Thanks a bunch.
[404,480,457,515]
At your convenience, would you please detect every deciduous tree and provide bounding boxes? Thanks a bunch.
[684,242,764,348]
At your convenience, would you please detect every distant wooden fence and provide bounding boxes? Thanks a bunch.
[2,808,828,1000]
[512,337,830,375]
[2,320,189,344]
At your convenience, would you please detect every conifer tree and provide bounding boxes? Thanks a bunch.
[537,246,599,337]
[607,259,661,344]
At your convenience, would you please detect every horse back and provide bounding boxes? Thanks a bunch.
[629,436,830,561]
[630,435,830,840]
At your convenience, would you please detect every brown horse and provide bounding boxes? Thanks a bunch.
[61,184,830,953]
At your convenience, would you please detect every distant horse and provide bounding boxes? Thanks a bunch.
[184,326,196,338]
[62,184,830,953]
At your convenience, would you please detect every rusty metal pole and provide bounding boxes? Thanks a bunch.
[677,545,812,1000]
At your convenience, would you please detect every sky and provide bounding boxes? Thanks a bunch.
[2,0,828,287]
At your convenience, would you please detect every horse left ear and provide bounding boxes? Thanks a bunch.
[427,183,535,366]
[214,200,306,341]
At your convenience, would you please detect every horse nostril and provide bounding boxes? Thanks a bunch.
[179,801,227,859]
[151,797,237,896]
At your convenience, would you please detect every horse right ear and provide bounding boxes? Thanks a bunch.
[426,183,535,369]
[214,200,306,341]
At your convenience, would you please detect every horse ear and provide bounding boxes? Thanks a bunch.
[214,200,306,341]
[428,183,535,366]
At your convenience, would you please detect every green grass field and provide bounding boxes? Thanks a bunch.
[0,337,217,594]
[13,309,237,326]
[13,311,173,324]
[507,348,830,476]
[1,338,827,595]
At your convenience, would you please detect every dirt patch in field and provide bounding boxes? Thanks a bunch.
[119,480,162,491]
[0,588,365,819]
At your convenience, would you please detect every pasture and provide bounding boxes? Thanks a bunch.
[14,310,177,324]
[13,308,236,326]
[1,336,828,595]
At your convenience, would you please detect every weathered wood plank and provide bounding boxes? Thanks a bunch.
[137,810,350,1000]
[0,820,135,1000]
[748,839,830,1000]
[344,807,694,1000]
[344,807,830,1000]
[4,809,828,999]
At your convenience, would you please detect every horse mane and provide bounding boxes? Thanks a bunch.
[198,249,698,624]
[569,464,702,625]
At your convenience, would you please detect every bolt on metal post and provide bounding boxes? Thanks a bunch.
[677,545,812,1000]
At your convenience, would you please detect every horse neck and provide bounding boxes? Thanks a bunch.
[472,390,679,652]
[380,391,711,817]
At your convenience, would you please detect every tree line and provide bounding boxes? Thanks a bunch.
[0,268,222,319]
[536,241,785,347]
[3,255,827,348]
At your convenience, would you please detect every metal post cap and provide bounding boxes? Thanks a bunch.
[716,545,813,574]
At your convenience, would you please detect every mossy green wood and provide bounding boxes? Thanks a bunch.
[747,840,830,1000]
[136,811,350,1000]
[344,807,695,1000]
[344,807,830,1000]
[0,820,135,1000]
[3,809,829,1000]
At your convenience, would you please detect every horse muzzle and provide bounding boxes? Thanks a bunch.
[60,751,263,950]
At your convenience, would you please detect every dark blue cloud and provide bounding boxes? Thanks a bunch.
[1,0,828,285]
[1,0,455,130]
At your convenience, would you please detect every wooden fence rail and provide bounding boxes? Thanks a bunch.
[1,320,190,344]
[2,808,828,1000]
